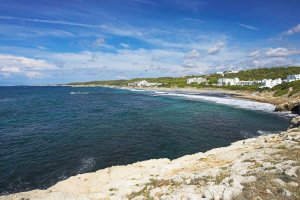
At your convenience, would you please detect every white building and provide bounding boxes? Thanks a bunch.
[217,78,240,86]
[261,78,282,88]
[128,80,162,87]
[287,74,300,82]
[136,80,148,87]
[237,81,255,86]
[216,71,224,75]
[187,77,207,84]
[226,70,239,74]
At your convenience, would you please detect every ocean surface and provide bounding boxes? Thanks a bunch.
[0,86,290,194]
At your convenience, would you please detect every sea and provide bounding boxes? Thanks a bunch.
[0,86,290,194]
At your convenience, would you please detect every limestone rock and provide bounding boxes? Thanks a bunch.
[290,116,300,128]
[275,100,300,114]
[281,189,293,197]
[272,178,286,187]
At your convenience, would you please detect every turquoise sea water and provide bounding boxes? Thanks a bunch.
[0,86,290,194]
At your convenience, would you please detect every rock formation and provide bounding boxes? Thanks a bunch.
[290,116,300,128]
[275,100,300,114]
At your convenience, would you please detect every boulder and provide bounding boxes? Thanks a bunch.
[289,116,300,128]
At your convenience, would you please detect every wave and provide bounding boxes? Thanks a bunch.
[257,130,277,135]
[0,98,11,102]
[155,91,167,94]
[127,88,145,92]
[156,92,275,112]
[77,157,96,174]
[119,88,278,113]
[70,92,89,95]
[241,130,277,138]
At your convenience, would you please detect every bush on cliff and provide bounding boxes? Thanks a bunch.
[271,80,300,97]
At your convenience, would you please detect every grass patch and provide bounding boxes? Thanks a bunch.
[271,80,300,97]
[127,178,180,200]
[215,170,230,184]
[277,145,287,150]
[234,143,300,200]
[273,88,289,97]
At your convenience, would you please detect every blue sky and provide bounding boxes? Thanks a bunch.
[0,0,300,85]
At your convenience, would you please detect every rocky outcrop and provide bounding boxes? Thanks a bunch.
[290,116,300,128]
[275,100,300,114]
[1,127,299,200]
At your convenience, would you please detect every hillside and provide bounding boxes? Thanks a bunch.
[66,67,300,92]
[271,80,300,97]
[222,66,300,80]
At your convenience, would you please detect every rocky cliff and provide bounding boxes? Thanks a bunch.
[275,100,300,115]
[1,125,299,200]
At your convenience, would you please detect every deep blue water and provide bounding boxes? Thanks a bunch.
[0,86,290,194]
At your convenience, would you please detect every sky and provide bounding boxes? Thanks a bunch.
[0,0,300,85]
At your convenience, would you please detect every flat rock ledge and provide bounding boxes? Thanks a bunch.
[1,128,300,200]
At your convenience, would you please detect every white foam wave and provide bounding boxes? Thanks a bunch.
[157,92,275,112]
[155,91,167,94]
[78,157,96,173]
[70,92,89,95]
[127,88,145,92]
[257,130,275,135]
[240,130,253,138]
[0,98,11,102]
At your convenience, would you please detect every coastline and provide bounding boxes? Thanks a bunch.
[1,85,299,199]
[66,84,299,106]
[2,126,299,200]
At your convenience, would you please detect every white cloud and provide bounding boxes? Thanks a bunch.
[182,60,199,68]
[249,50,260,57]
[265,48,300,57]
[207,42,225,55]
[251,57,294,68]
[49,49,184,75]
[283,24,300,36]
[184,18,204,23]
[25,71,43,78]
[0,66,21,73]
[237,23,259,31]
[0,54,56,78]
[120,43,130,48]
[93,38,105,47]
[0,16,105,29]
[91,37,113,49]
[184,49,199,59]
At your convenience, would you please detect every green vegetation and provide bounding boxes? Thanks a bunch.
[224,66,300,80]
[67,66,300,93]
[271,80,300,97]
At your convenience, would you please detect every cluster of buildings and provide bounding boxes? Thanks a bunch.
[216,74,300,88]
[128,74,300,89]
[287,74,300,82]
[186,77,207,84]
[128,80,162,87]
[187,74,300,88]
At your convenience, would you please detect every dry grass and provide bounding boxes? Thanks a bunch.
[234,146,300,200]
[127,178,180,200]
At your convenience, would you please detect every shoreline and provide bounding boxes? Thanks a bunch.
[65,84,299,106]
[1,85,299,199]
[2,126,299,200]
